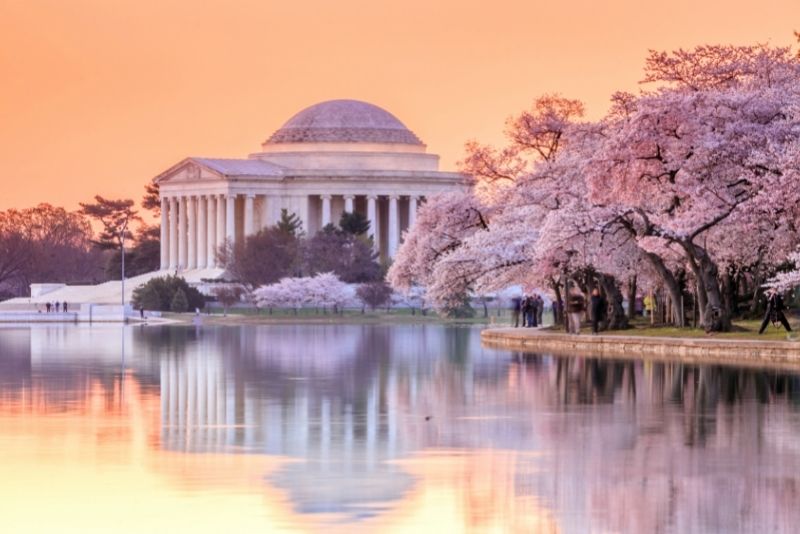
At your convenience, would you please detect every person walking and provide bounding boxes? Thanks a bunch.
[532,294,542,327]
[521,295,530,327]
[590,288,606,334]
[567,289,586,335]
[759,290,793,334]
[63,302,68,313]
[537,295,545,327]
[45,302,51,313]
[511,296,522,328]
[643,294,653,319]
[55,301,60,313]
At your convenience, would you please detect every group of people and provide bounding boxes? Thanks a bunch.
[510,284,796,336]
[40,301,69,313]
[512,294,545,328]
[512,288,606,334]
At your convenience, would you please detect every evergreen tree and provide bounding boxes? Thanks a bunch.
[132,275,204,312]
[141,178,160,215]
[276,209,303,236]
[303,226,382,283]
[78,196,140,251]
[170,288,189,312]
[339,211,370,236]
[135,284,162,311]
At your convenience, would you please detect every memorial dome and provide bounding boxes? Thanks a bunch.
[265,99,423,145]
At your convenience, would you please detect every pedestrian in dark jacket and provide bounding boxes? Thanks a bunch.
[567,290,586,335]
[529,295,539,327]
[511,297,522,328]
[523,296,535,328]
[590,288,606,334]
[759,290,793,334]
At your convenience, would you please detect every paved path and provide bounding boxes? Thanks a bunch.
[482,327,800,369]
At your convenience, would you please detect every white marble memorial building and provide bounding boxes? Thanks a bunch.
[155,99,466,271]
[0,99,466,311]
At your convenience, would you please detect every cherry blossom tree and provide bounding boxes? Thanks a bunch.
[390,43,800,331]
[586,44,800,329]
[766,248,800,293]
[253,273,352,313]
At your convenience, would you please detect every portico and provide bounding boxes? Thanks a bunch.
[155,99,466,271]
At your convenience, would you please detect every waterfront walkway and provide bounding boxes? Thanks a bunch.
[481,328,800,368]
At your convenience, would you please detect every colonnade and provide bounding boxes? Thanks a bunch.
[160,194,231,270]
[159,192,422,270]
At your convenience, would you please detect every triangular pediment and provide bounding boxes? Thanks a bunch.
[154,157,286,184]
[154,158,226,185]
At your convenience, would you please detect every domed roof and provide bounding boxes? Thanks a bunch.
[266,99,423,145]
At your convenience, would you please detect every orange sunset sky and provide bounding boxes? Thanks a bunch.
[1,0,798,212]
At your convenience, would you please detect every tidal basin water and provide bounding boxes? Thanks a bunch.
[1,324,799,533]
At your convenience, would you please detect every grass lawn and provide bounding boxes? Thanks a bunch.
[542,316,799,342]
[161,307,495,326]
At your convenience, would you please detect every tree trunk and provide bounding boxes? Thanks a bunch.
[627,275,637,320]
[695,272,708,327]
[749,262,764,318]
[721,268,736,322]
[550,278,564,326]
[700,257,731,331]
[684,243,731,332]
[643,252,682,324]
[600,273,628,330]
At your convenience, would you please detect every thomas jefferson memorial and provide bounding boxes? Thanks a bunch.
[156,99,465,270]
[0,99,465,313]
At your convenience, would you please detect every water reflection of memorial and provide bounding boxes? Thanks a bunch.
[3,324,800,532]
[155,324,478,519]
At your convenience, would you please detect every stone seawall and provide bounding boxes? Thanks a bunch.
[481,328,800,369]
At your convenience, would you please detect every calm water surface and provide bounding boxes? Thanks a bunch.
[0,323,799,533]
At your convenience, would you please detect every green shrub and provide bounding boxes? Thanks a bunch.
[132,275,204,312]
[170,288,189,312]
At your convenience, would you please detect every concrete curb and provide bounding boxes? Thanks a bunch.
[481,328,800,369]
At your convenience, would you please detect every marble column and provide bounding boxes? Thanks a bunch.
[197,196,207,269]
[408,196,418,228]
[169,196,178,270]
[321,195,332,227]
[188,196,197,269]
[178,196,187,270]
[216,195,225,253]
[297,195,309,232]
[344,194,355,213]
[226,194,236,244]
[388,195,399,259]
[244,194,255,237]
[260,195,270,229]
[160,197,168,270]
[367,195,378,253]
[207,196,216,268]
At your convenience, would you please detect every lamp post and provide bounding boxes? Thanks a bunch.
[120,217,129,319]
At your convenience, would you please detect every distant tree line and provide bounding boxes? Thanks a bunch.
[0,178,161,299]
